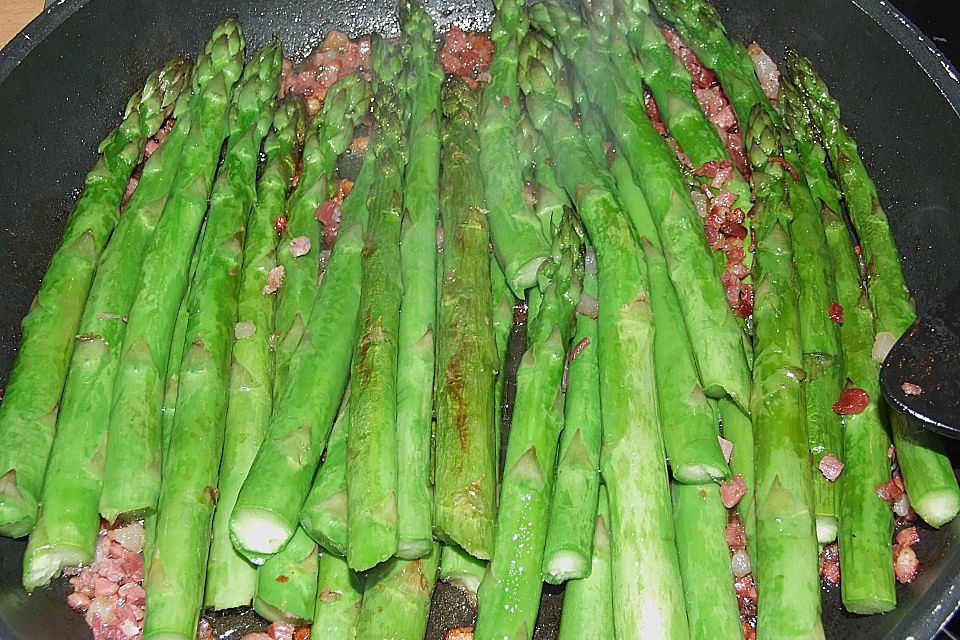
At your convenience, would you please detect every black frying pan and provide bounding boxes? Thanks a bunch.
[1,0,960,638]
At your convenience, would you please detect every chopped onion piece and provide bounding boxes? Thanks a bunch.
[107,522,145,553]
[872,331,897,363]
[731,548,752,578]
[893,492,911,517]
[690,189,709,218]
[747,42,780,101]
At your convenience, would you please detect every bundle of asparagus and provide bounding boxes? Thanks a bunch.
[3,1,957,639]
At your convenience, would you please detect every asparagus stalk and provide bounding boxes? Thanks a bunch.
[673,481,744,640]
[778,76,842,215]
[519,32,689,639]
[354,543,440,640]
[822,205,896,614]
[475,212,585,640]
[144,240,200,571]
[433,78,499,560]
[777,77,844,543]
[651,0,777,127]
[557,486,615,640]
[274,71,372,388]
[746,105,823,640]
[480,0,551,295]
[346,65,406,572]
[142,40,281,640]
[254,527,320,624]
[99,19,247,524]
[439,543,487,605]
[20,65,192,586]
[205,98,306,610]
[230,74,375,563]
[394,0,443,561]
[0,58,190,538]
[300,388,353,556]
[313,551,364,639]
[541,263,601,583]
[529,0,752,409]
[609,147,730,483]
[787,51,960,527]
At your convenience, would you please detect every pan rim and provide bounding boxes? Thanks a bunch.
[0,0,959,639]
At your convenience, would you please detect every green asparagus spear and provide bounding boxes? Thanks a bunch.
[20,63,192,586]
[787,51,960,527]
[746,105,824,640]
[557,485,615,640]
[529,0,752,409]
[347,68,406,572]
[313,551,364,639]
[300,388,353,556]
[439,543,487,606]
[274,71,372,388]
[822,205,896,614]
[433,78,499,560]
[673,481,745,640]
[778,76,842,215]
[99,19,247,524]
[651,0,777,127]
[519,32,689,639]
[480,0,551,295]
[474,212,585,640]
[395,0,443,560]
[205,98,306,610]
[230,77,375,563]
[144,226,203,572]
[142,39,281,640]
[541,263,601,583]
[254,527,320,624]
[0,58,190,538]
[609,147,730,483]
[355,543,440,640]
[778,77,844,543]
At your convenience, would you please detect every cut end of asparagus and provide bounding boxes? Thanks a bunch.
[673,463,730,485]
[841,593,897,616]
[229,508,292,563]
[397,538,435,561]
[253,597,312,626]
[816,516,838,544]
[0,510,33,539]
[22,545,89,591]
[542,549,589,584]
[0,471,35,538]
[914,490,960,529]
[444,574,482,606]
